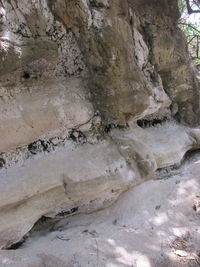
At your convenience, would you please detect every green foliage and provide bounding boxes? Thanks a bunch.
[178,0,186,15]
[178,0,200,65]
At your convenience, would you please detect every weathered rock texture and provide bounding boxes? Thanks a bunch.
[0,0,200,260]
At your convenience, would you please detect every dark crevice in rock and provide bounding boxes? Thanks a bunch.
[0,137,65,171]
[32,207,79,232]
[29,216,54,234]
[0,118,101,171]
[182,148,200,164]
[173,110,181,124]
[69,129,87,144]
[3,235,29,250]
[155,148,200,179]
[155,164,181,179]
[89,0,109,9]
[137,117,168,128]
[4,206,80,249]
[0,158,5,168]
[104,123,129,133]
[56,207,79,217]
[28,140,52,155]
[22,71,30,79]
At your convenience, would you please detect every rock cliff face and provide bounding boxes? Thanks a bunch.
[0,0,200,257]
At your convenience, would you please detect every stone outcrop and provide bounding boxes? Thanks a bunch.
[1,157,200,266]
[0,0,199,253]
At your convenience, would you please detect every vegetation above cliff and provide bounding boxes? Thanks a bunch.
[178,0,200,65]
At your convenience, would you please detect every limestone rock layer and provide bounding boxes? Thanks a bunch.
[0,0,199,252]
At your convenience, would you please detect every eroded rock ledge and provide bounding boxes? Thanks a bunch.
[0,0,199,253]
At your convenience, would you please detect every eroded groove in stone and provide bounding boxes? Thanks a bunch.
[137,116,169,128]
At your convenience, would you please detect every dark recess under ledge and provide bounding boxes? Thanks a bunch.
[137,117,168,128]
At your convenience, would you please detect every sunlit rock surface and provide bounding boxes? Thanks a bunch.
[1,154,200,266]
[0,0,200,265]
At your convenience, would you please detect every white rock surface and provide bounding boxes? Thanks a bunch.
[0,0,200,263]
[0,78,93,152]
[0,153,199,266]
[112,122,195,169]
[0,140,140,249]
[0,121,200,251]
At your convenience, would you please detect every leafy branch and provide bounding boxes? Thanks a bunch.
[178,0,200,64]
[178,22,200,34]
[185,0,200,14]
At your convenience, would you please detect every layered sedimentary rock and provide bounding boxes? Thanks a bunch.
[0,0,199,252]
